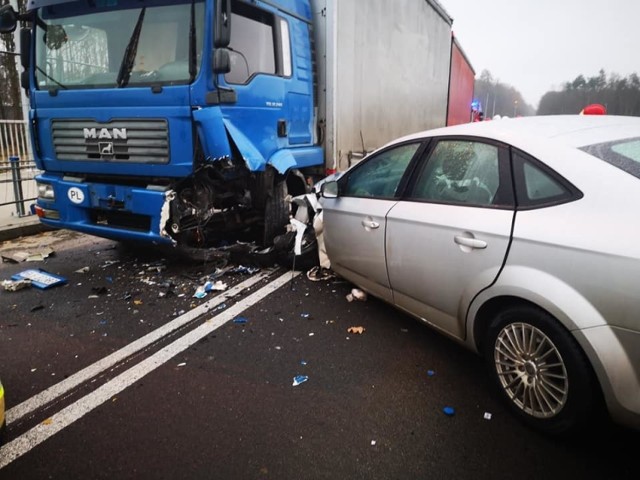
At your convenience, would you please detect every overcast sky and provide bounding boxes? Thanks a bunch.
[440,0,640,109]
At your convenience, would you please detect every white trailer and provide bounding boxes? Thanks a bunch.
[311,0,455,172]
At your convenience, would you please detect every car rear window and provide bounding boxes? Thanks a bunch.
[581,137,640,180]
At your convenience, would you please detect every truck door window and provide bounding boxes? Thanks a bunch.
[225,3,289,84]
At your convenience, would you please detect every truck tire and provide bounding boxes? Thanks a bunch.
[263,179,289,246]
[484,305,600,436]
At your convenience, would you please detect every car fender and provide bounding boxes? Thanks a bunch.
[466,264,607,345]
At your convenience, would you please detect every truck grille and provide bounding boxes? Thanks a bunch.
[51,119,169,163]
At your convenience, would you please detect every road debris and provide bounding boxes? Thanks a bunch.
[1,246,54,263]
[193,280,228,299]
[10,269,67,289]
[484,412,492,420]
[2,278,32,291]
[427,370,436,377]
[347,326,365,334]
[306,266,335,282]
[292,375,309,386]
[371,440,377,446]
[75,266,90,273]
[233,316,248,324]
[346,288,367,302]
[443,407,455,416]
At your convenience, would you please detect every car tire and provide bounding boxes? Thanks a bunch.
[484,305,598,436]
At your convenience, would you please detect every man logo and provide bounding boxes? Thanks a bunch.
[83,128,127,140]
[99,142,114,156]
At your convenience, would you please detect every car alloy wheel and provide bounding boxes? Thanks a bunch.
[493,322,569,418]
[485,305,598,435]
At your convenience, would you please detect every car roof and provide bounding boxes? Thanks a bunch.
[394,115,640,149]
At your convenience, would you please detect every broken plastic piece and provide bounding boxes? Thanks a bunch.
[2,279,32,291]
[484,412,492,420]
[233,317,248,324]
[347,326,365,334]
[11,269,67,289]
[346,288,367,302]
[443,407,455,416]
[427,370,435,377]
[292,375,309,386]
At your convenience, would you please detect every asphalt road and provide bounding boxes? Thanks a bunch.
[0,230,638,480]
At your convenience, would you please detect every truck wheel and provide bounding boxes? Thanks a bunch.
[263,179,289,246]
[484,305,598,436]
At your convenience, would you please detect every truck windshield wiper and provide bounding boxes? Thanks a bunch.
[188,0,196,82]
[116,8,146,88]
[35,65,68,91]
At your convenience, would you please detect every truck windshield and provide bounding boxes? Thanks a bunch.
[35,0,204,89]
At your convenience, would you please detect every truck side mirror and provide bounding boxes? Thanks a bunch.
[213,48,231,74]
[214,0,231,48]
[0,4,18,33]
[20,28,30,69]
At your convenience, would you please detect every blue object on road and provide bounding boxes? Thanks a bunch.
[427,370,435,377]
[292,375,309,386]
[443,406,455,416]
[233,317,248,324]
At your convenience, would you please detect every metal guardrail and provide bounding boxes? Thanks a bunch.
[1,121,39,217]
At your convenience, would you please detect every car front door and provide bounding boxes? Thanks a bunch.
[385,138,515,339]
[322,142,423,302]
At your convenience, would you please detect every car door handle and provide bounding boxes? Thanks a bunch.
[361,219,380,229]
[454,236,487,249]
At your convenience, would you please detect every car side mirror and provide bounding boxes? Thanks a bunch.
[214,0,231,48]
[212,48,231,74]
[321,181,339,198]
[0,4,18,33]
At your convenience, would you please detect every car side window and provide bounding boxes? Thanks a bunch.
[410,140,500,206]
[342,143,420,198]
[512,150,577,207]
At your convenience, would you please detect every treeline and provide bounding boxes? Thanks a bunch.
[538,69,640,116]
[474,70,535,118]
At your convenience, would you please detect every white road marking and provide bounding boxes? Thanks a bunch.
[6,271,272,425]
[0,270,299,469]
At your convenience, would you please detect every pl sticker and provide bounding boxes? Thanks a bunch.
[68,187,85,204]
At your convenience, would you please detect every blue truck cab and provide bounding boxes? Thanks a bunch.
[0,0,323,249]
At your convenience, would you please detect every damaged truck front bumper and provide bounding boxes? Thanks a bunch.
[34,173,175,245]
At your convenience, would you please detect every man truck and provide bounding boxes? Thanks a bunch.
[0,0,473,254]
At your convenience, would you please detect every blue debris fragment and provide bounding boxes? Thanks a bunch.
[292,375,309,387]
[427,370,435,377]
[443,406,455,416]
[233,316,248,324]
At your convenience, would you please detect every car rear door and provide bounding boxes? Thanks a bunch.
[385,138,516,339]
[322,142,424,302]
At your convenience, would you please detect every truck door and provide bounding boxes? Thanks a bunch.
[216,1,313,164]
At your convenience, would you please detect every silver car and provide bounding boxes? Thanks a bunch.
[320,115,640,435]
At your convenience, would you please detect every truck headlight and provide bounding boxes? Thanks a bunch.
[37,182,55,200]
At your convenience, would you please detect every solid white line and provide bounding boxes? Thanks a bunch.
[0,270,299,469]
[6,270,273,425]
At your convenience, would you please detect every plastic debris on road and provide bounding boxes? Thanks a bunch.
[74,266,90,273]
[371,440,377,446]
[346,288,367,302]
[11,269,67,289]
[484,412,492,420]
[2,278,32,291]
[1,246,54,263]
[443,406,455,416]
[347,326,365,334]
[427,370,435,377]
[292,375,309,386]
[306,266,336,282]
[194,280,228,298]
[233,316,248,324]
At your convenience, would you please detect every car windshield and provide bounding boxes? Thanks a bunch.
[35,0,204,89]
[581,137,640,180]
